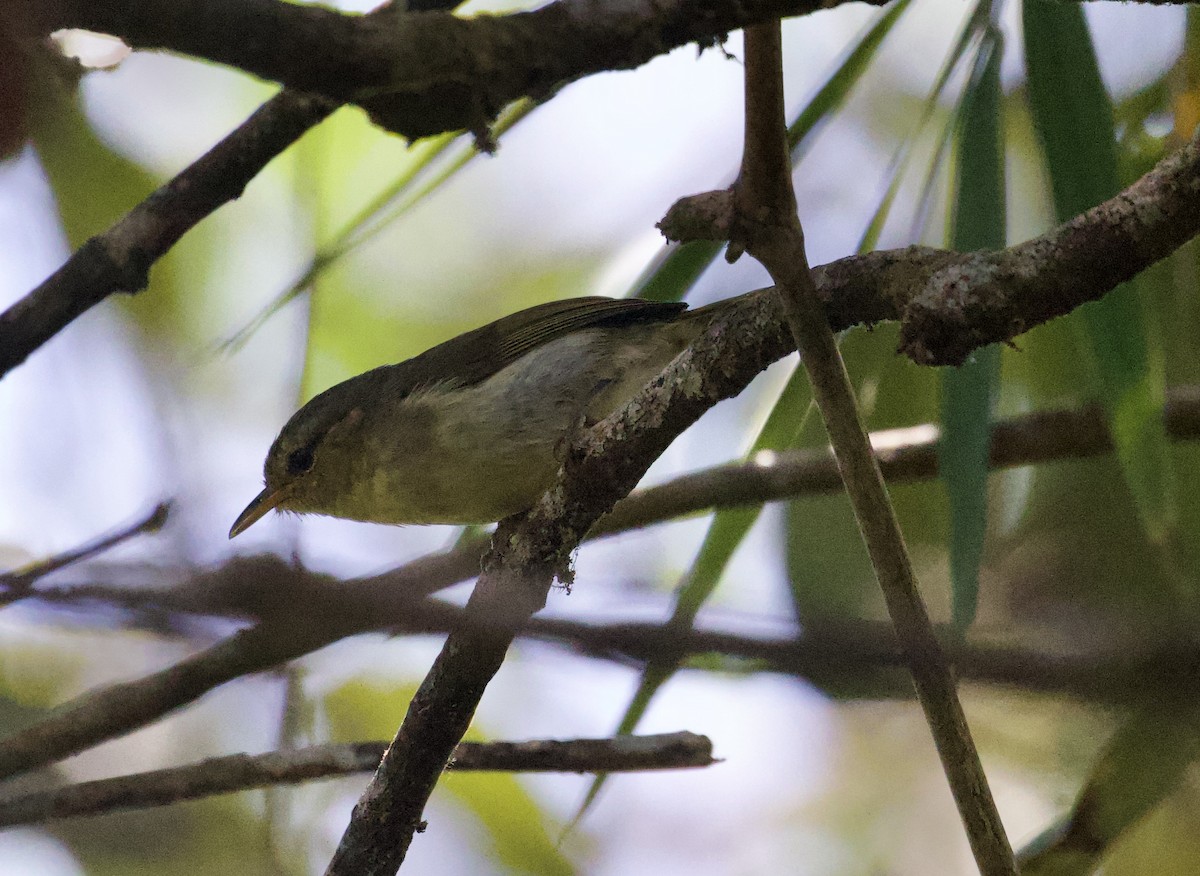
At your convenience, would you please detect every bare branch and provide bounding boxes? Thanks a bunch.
[522,615,1200,704]
[0,502,169,600]
[0,91,334,378]
[674,20,1015,874]
[31,0,884,139]
[0,732,713,827]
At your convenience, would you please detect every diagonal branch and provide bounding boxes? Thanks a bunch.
[0,90,335,378]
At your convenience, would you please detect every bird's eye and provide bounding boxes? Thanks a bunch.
[286,447,315,475]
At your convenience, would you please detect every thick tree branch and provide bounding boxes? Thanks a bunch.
[0,732,713,827]
[899,131,1200,364]
[30,0,884,139]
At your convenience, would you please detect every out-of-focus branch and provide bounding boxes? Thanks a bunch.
[525,615,1200,704]
[0,502,169,602]
[0,731,713,827]
[23,384,1200,621]
[0,90,334,378]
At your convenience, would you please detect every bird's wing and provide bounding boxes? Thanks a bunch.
[404,297,689,392]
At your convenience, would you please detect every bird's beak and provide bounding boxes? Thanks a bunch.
[229,486,290,539]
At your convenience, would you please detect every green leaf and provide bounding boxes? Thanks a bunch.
[941,25,1005,631]
[858,0,992,250]
[223,98,537,351]
[786,0,914,160]
[442,771,574,876]
[572,369,813,819]
[1023,0,1175,543]
[1019,704,1200,876]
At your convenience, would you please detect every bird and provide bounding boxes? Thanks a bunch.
[229,295,741,537]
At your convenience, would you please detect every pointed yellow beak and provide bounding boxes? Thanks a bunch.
[229,486,290,539]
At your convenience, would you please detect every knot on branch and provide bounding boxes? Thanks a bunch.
[657,190,735,244]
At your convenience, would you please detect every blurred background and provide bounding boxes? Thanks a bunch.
[1,0,1198,873]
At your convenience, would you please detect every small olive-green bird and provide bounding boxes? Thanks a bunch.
[229,295,742,537]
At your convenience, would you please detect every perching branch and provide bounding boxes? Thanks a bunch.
[0,732,713,827]
[665,20,1015,874]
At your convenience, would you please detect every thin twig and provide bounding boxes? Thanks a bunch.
[0,732,713,827]
[695,21,1015,875]
[0,501,169,600]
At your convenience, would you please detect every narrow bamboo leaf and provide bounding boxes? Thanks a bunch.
[219,128,458,352]
[1019,704,1200,876]
[634,241,725,303]
[786,0,913,160]
[572,368,813,819]
[1023,0,1175,542]
[222,99,536,351]
[631,0,913,303]
[942,26,1005,631]
[858,0,992,249]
